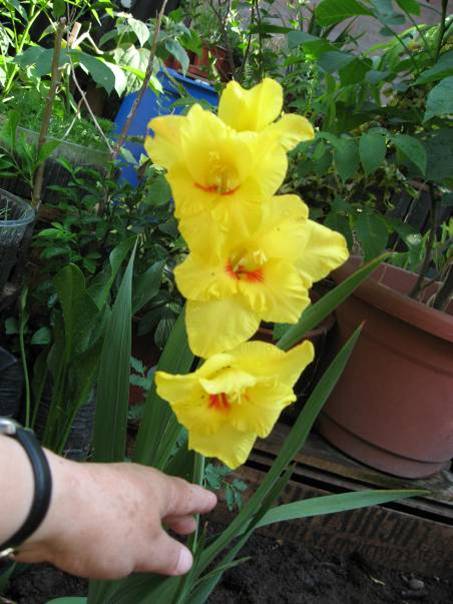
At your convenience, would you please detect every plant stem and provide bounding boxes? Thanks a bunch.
[31,18,66,209]
[433,262,453,311]
[111,0,169,160]
[18,290,31,428]
[409,184,439,300]
[435,0,449,62]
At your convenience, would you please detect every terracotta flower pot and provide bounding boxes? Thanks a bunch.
[319,256,453,478]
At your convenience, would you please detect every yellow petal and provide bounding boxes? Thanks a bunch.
[257,195,309,262]
[175,254,237,302]
[186,298,260,357]
[231,340,314,388]
[200,368,257,396]
[267,113,315,151]
[218,78,283,132]
[155,370,199,403]
[238,259,310,323]
[189,423,257,469]
[298,220,349,284]
[155,371,225,436]
[228,380,295,438]
[145,114,185,168]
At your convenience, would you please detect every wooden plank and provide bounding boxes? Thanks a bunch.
[257,423,453,507]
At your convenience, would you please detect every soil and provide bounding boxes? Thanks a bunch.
[4,531,453,604]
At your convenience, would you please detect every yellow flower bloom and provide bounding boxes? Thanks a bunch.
[218,78,314,150]
[145,104,287,224]
[175,195,348,358]
[155,340,314,468]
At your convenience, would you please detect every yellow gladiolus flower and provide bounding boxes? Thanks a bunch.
[218,78,314,150]
[155,339,314,468]
[145,104,288,224]
[175,195,349,358]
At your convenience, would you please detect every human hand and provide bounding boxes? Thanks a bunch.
[16,451,217,579]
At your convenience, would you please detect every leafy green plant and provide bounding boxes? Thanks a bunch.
[281,0,452,307]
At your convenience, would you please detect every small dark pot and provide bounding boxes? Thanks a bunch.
[35,384,96,461]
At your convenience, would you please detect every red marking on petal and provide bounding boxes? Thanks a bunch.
[209,393,230,411]
[226,262,264,283]
[194,183,239,196]
[226,262,239,280]
[240,268,263,283]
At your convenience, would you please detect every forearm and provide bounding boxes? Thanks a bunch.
[0,434,34,545]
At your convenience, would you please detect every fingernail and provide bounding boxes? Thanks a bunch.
[176,547,193,575]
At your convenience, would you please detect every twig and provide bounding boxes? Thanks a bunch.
[70,64,114,154]
[111,0,169,160]
[435,0,449,62]
[238,2,255,83]
[208,0,235,79]
[409,184,439,300]
[31,17,66,209]
[433,263,453,311]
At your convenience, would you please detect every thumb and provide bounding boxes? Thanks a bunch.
[136,530,193,576]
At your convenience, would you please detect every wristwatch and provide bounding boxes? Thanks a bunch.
[0,418,52,559]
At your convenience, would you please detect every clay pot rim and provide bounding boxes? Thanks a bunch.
[332,255,453,343]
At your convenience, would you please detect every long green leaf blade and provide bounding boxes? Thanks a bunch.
[92,245,136,462]
[256,489,429,528]
[277,254,388,350]
[133,311,193,466]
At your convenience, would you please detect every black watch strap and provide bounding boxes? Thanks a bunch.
[0,418,52,556]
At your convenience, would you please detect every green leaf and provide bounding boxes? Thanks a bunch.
[165,39,190,74]
[38,139,61,163]
[392,134,427,175]
[146,175,172,206]
[257,489,428,528]
[324,212,353,248]
[315,0,372,26]
[359,131,387,175]
[92,246,136,462]
[88,238,136,310]
[71,51,116,94]
[53,264,100,358]
[339,57,372,86]
[52,0,66,18]
[424,76,453,122]
[277,254,388,350]
[425,129,453,184]
[317,50,354,73]
[132,260,165,315]
[395,0,420,15]
[356,212,389,261]
[133,311,193,467]
[333,138,359,181]
[31,326,51,345]
[415,50,453,85]
[126,16,150,47]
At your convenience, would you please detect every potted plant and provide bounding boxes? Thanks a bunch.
[0,190,35,295]
[284,0,453,478]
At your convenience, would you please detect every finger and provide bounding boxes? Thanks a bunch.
[164,514,197,535]
[136,530,193,576]
[162,477,217,518]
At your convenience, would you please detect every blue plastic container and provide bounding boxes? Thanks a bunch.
[114,68,218,185]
